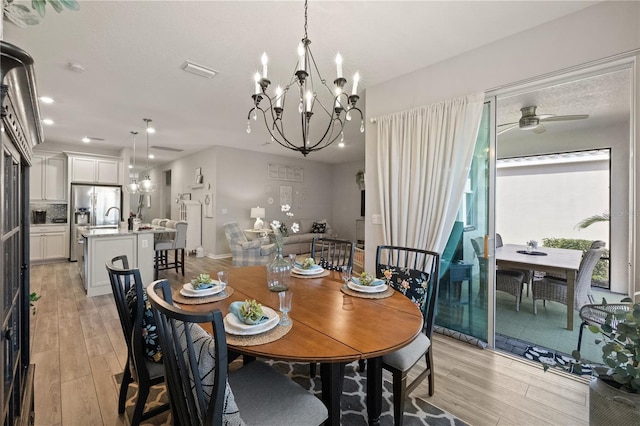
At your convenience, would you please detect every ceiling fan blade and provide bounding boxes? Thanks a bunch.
[497,121,518,128]
[497,124,518,135]
[532,124,546,134]
[540,114,589,122]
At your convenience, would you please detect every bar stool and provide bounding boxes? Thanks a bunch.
[154,220,188,279]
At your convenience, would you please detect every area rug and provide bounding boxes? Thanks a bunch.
[523,345,594,376]
[114,361,467,425]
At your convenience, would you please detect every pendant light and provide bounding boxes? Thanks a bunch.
[124,131,140,194]
[138,118,157,193]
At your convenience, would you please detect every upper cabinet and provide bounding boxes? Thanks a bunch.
[68,154,122,185]
[30,151,67,202]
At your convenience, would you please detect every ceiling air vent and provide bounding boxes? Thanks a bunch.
[151,145,184,152]
[180,60,218,79]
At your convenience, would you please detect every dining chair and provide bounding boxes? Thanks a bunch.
[375,245,440,426]
[154,220,188,279]
[310,237,355,271]
[308,236,356,377]
[577,302,632,351]
[224,221,276,266]
[532,240,606,315]
[145,279,328,426]
[496,233,534,296]
[106,256,169,425]
[471,237,526,311]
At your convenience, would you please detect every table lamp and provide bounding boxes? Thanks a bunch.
[251,207,265,230]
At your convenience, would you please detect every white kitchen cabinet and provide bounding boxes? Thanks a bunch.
[69,155,121,184]
[30,225,69,261]
[30,152,67,201]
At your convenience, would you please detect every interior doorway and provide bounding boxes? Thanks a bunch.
[493,65,632,364]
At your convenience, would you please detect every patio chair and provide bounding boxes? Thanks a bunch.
[497,233,533,296]
[375,245,441,426]
[577,302,632,351]
[106,256,169,425]
[145,279,328,425]
[532,240,606,315]
[224,221,276,266]
[471,237,526,311]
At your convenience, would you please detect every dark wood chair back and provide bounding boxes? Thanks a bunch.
[146,279,228,425]
[311,237,355,271]
[375,245,441,335]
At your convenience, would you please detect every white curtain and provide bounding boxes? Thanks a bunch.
[376,92,484,253]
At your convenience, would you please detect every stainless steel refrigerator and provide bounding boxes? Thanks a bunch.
[69,183,122,261]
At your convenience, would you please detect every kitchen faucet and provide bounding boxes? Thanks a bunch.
[105,206,120,220]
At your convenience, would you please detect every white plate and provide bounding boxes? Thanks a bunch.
[292,266,324,275]
[180,282,223,297]
[348,280,388,293]
[224,306,280,335]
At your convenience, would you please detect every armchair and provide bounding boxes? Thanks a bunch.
[224,221,276,266]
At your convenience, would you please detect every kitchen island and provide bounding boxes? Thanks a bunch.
[78,226,173,297]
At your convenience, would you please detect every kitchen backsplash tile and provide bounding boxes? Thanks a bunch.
[29,203,68,224]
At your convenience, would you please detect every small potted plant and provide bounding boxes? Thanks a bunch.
[542,298,640,424]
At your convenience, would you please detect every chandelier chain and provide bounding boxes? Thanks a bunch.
[303,0,308,40]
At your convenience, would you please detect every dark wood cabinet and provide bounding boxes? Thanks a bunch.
[1,41,43,426]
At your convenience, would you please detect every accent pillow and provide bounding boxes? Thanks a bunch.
[378,265,431,312]
[311,222,326,233]
[180,322,245,425]
[126,286,163,363]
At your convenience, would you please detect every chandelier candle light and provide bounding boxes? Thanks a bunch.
[246,0,364,156]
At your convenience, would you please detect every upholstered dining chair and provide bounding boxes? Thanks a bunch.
[224,221,276,266]
[532,240,606,315]
[471,237,526,311]
[106,256,169,426]
[375,245,440,426]
[145,279,328,426]
[154,220,188,279]
[310,237,355,271]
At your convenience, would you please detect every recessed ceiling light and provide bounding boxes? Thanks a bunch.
[42,118,54,125]
[128,164,133,169]
[180,60,218,79]
[148,154,155,159]
[82,137,91,143]
[338,142,345,148]
[40,96,54,104]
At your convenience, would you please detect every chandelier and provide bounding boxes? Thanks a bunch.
[124,131,140,194]
[246,0,364,156]
[138,118,156,193]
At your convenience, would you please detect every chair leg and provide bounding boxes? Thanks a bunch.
[391,369,407,426]
[174,249,179,273]
[181,248,185,276]
[118,362,132,414]
[154,251,159,280]
[131,383,150,426]
[533,298,537,315]
[426,348,434,396]
[577,321,587,352]
[309,362,317,378]
[358,359,366,372]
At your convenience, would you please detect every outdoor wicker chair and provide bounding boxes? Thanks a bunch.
[532,240,606,315]
[471,237,526,311]
[577,302,632,351]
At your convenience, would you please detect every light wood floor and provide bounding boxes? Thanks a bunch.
[29,256,589,426]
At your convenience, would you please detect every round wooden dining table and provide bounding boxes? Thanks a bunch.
[180,265,424,426]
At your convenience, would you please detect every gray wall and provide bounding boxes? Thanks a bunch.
[146,145,363,257]
[363,1,640,292]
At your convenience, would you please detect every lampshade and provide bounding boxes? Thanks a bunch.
[250,207,265,219]
[250,206,265,230]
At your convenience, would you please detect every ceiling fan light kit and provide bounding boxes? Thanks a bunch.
[246,0,364,157]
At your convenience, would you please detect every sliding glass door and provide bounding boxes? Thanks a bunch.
[435,101,494,344]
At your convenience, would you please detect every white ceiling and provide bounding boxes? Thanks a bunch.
[3,0,603,167]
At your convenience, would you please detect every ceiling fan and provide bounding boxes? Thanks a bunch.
[497,106,589,135]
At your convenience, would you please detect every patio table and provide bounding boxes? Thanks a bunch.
[496,244,582,330]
